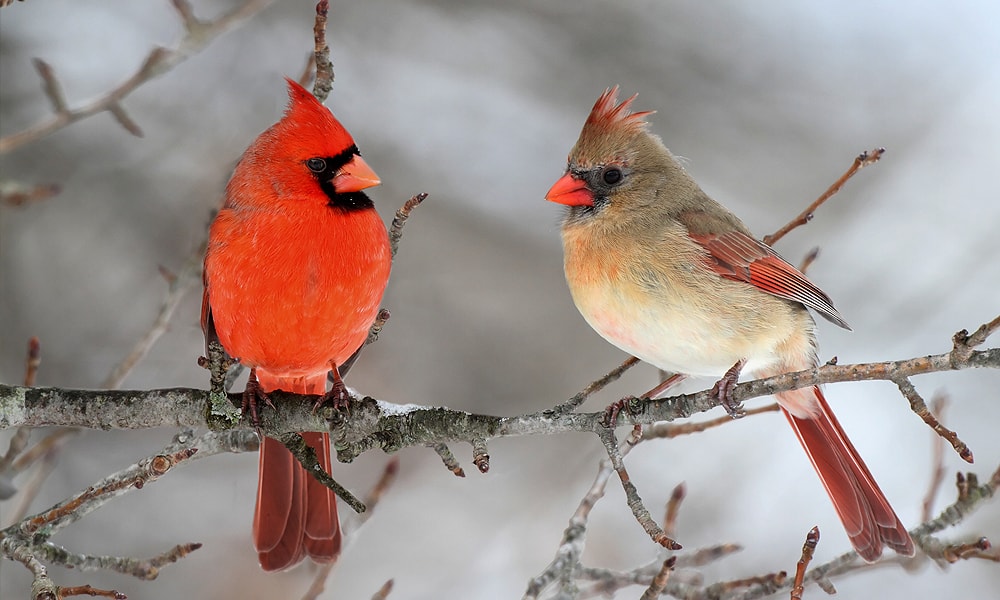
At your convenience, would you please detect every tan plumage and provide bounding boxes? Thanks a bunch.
[547,87,913,561]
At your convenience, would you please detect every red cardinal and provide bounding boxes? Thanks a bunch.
[202,79,391,571]
[546,87,913,561]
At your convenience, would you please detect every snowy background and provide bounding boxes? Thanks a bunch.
[2,1,998,598]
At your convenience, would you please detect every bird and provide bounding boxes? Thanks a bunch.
[202,78,391,571]
[545,86,914,562]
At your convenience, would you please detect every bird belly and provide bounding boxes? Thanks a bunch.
[570,275,793,378]
[206,206,391,376]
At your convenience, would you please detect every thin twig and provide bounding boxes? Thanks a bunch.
[639,556,676,600]
[277,432,365,513]
[893,377,972,463]
[56,584,126,599]
[643,403,780,440]
[428,443,466,477]
[389,193,427,258]
[763,148,885,246]
[311,0,334,102]
[921,393,950,522]
[0,180,61,206]
[370,580,394,600]
[523,426,644,599]
[790,527,820,600]
[546,356,641,416]
[596,425,681,550]
[102,244,204,389]
[663,483,686,538]
[302,458,401,600]
[0,0,275,154]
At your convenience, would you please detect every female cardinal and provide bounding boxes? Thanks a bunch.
[546,87,914,562]
[202,79,391,571]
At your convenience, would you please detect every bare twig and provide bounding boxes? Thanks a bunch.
[922,393,950,522]
[0,0,275,154]
[547,356,640,416]
[894,377,972,463]
[764,148,885,246]
[302,458,401,600]
[57,584,127,599]
[102,245,204,389]
[388,193,428,258]
[370,580,394,600]
[37,541,202,580]
[639,556,676,600]
[798,247,820,275]
[311,0,334,102]
[276,432,365,513]
[790,527,820,600]
[524,426,645,599]
[643,403,780,440]
[428,443,466,477]
[597,425,682,550]
[663,483,685,538]
[0,180,61,206]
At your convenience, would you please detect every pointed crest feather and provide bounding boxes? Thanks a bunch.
[584,86,654,135]
[279,77,353,146]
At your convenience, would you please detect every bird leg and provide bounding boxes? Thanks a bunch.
[644,372,687,399]
[711,359,746,418]
[603,372,689,427]
[315,361,350,413]
[242,367,275,428]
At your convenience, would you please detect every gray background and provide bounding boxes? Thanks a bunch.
[2,1,998,598]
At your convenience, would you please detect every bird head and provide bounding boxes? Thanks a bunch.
[226,79,380,211]
[545,87,697,225]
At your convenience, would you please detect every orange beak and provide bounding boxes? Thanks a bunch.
[332,155,381,192]
[545,173,594,206]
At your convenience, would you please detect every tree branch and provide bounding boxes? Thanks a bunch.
[0,0,275,154]
[2,331,997,457]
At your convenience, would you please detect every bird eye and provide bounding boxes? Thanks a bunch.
[602,167,623,185]
[306,158,326,173]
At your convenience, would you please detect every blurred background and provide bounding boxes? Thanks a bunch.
[2,1,998,598]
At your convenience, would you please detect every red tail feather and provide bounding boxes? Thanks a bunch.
[253,373,341,571]
[780,386,913,561]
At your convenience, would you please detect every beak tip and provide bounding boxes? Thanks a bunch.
[545,173,594,207]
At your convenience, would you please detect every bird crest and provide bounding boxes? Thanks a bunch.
[278,78,354,151]
[583,86,654,137]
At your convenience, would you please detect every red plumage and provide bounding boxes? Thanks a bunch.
[202,79,390,571]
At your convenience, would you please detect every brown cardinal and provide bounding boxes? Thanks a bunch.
[202,79,391,570]
[545,87,913,561]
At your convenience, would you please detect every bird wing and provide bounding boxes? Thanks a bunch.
[688,228,851,330]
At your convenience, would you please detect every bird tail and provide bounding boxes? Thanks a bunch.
[253,372,341,571]
[779,385,914,562]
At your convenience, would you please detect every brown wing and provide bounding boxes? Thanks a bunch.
[689,229,851,330]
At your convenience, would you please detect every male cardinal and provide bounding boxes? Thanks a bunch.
[202,79,391,571]
[546,87,914,562]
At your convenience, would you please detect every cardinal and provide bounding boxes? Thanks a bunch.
[202,79,391,571]
[545,87,914,561]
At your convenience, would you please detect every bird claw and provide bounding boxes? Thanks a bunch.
[711,359,746,419]
[314,379,351,414]
[242,368,275,428]
[602,399,626,428]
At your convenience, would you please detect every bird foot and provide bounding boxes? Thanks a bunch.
[711,359,746,419]
[602,399,627,428]
[242,368,275,428]
[314,379,350,413]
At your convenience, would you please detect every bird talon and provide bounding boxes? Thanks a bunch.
[242,368,274,428]
[602,399,627,428]
[711,359,746,419]
[314,379,351,414]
